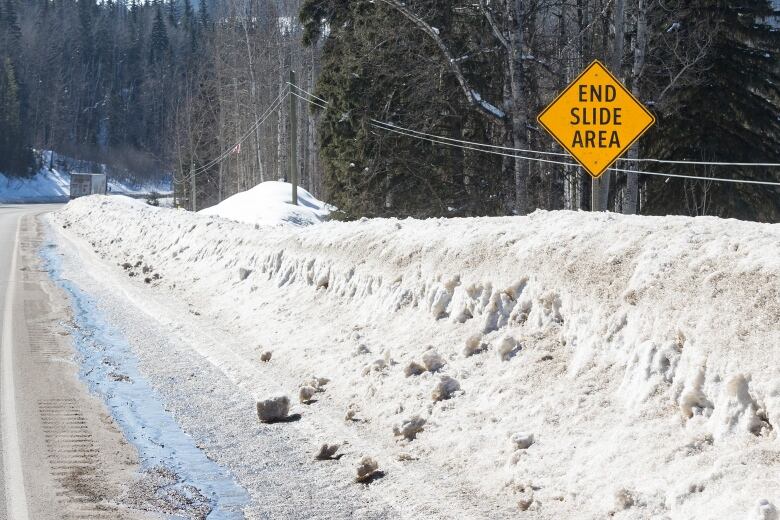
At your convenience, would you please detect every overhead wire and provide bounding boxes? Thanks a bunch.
[177,87,290,184]
[289,82,780,186]
[370,120,780,186]
[191,89,287,176]
[289,90,329,111]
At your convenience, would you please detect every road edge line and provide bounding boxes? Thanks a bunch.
[1,217,30,520]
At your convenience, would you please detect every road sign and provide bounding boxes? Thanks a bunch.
[537,60,655,179]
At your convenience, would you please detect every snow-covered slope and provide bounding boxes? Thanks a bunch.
[0,168,72,202]
[0,151,171,203]
[199,181,331,227]
[51,197,780,519]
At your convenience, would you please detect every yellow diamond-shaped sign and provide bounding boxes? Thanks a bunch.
[537,60,655,179]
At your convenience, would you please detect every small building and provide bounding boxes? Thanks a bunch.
[70,173,108,199]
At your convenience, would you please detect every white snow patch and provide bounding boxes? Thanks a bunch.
[199,181,332,228]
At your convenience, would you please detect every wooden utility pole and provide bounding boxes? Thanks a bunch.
[289,69,298,206]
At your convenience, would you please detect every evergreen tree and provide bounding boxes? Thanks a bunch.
[301,0,505,219]
[167,0,177,26]
[182,0,193,29]
[130,0,139,23]
[643,0,780,221]
[1,0,21,57]
[149,5,169,63]
[0,58,34,176]
[77,0,95,64]
[197,0,208,30]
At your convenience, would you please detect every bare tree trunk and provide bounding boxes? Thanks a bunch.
[508,0,529,215]
[277,54,288,181]
[190,160,197,211]
[624,0,647,214]
[592,0,625,212]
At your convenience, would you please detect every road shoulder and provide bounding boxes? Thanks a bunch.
[11,211,163,519]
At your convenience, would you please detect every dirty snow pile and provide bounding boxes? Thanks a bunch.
[51,196,780,519]
[199,181,332,227]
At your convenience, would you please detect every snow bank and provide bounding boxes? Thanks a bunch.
[52,197,780,519]
[199,181,331,227]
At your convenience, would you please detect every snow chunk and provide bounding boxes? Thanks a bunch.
[497,336,520,361]
[353,344,370,356]
[510,432,535,450]
[299,386,317,404]
[404,361,426,377]
[362,358,387,375]
[345,403,360,422]
[463,334,485,357]
[517,496,533,511]
[619,340,681,406]
[711,373,764,438]
[393,415,426,440]
[355,456,380,483]
[432,376,461,401]
[613,488,635,510]
[679,367,713,419]
[315,443,340,460]
[422,349,445,372]
[256,395,290,423]
[307,376,330,392]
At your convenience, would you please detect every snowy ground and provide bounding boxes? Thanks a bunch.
[48,195,780,519]
[0,150,171,203]
[199,181,332,227]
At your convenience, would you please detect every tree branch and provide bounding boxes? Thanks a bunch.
[479,0,509,49]
[376,0,506,122]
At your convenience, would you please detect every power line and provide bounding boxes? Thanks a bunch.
[289,90,329,111]
[372,119,570,158]
[610,167,780,186]
[191,89,288,176]
[370,119,575,168]
[622,157,780,168]
[371,120,780,187]
[178,88,290,184]
[289,83,780,187]
[287,82,330,106]
[291,82,780,171]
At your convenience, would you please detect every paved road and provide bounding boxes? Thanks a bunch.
[0,204,55,519]
[0,204,157,520]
